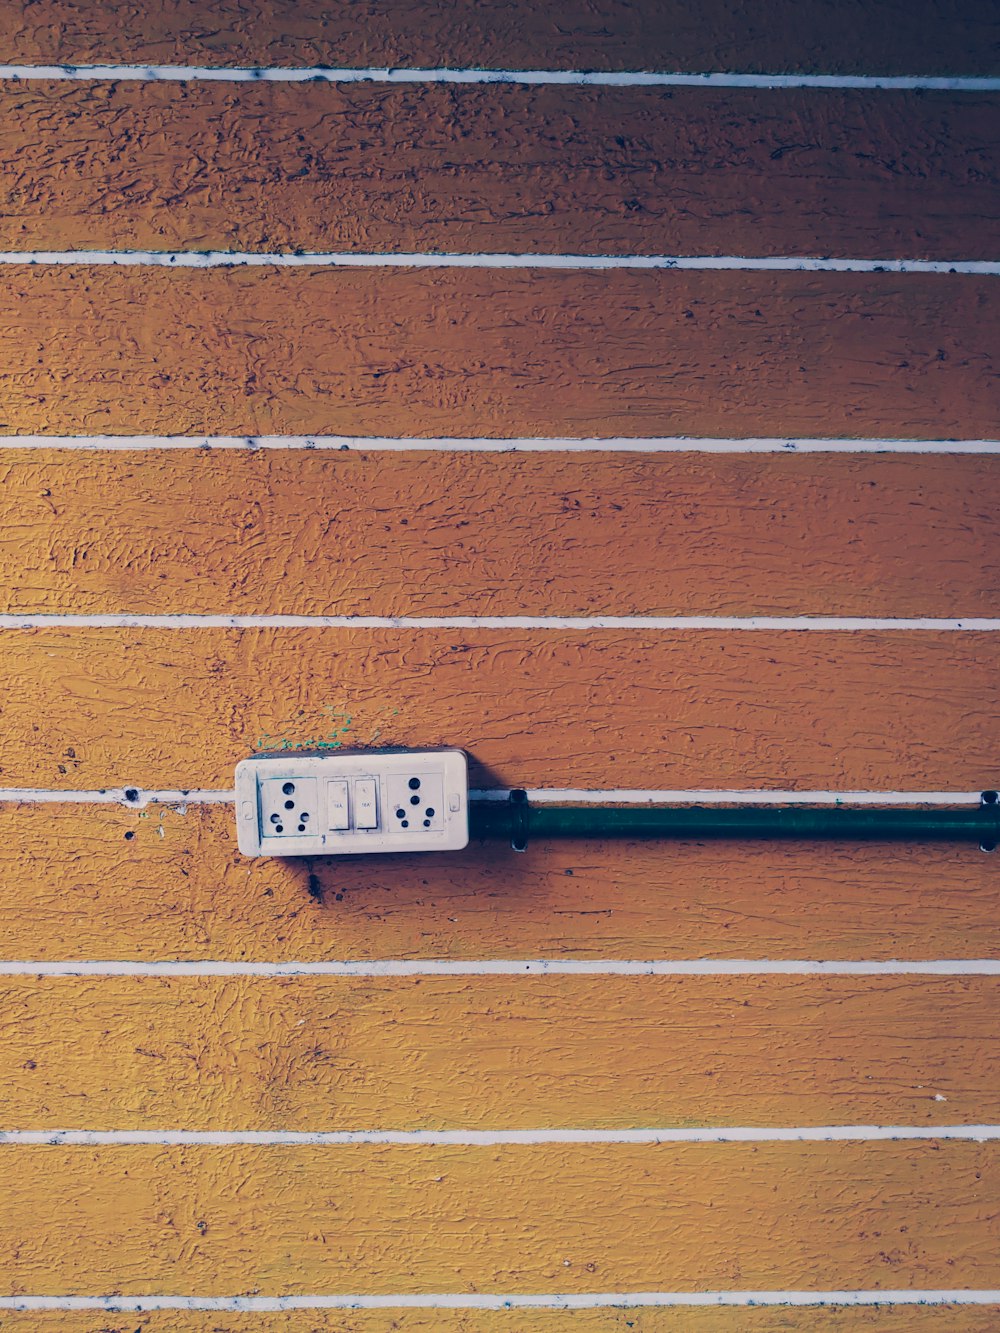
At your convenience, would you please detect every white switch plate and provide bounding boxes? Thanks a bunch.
[235,749,469,857]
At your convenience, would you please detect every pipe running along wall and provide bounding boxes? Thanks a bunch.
[469,792,1000,849]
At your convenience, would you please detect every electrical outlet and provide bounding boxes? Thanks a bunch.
[259,777,318,836]
[385,771,445,833]
[235,749,468,857]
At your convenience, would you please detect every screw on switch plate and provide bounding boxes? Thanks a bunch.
[235,749,469,857]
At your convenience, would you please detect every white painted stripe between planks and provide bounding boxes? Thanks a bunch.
[1,614,997,629]
[1,960,998,976]
[0,788,236,806]
[3,434,1000,453]
[0,249,996,272]
[0,787,984,807]
[1,1127,998,1146]
[2,1292,999,1311]
[0,64,998,90]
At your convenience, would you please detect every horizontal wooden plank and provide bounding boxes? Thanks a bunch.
[0,0,996,75]
[0,269,995,437]
[2,451,997,617]
[0,628,994,789]
[3,1142,998,1290]
[3,805,998,962]
[7,1309,1000,1333]
[4,974,998,1128]
[0,84,996,259]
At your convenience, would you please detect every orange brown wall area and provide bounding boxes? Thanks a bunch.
[0,2,998,1330]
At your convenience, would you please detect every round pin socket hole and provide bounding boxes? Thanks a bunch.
[297,823,306,832]
[401,819,409,827]
[396,808,405,819]
[408,778,420,790]
[425,807,435,818]
[275,824,284,833]
[269,813,280,824]
[284,800,295,809]
[282,782,295,795]
[423,819,431,827]
[300,812,308,821]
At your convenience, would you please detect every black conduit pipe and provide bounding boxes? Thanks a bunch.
[469,790,1000,851]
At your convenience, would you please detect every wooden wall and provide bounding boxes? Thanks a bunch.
[0,1,997,1329]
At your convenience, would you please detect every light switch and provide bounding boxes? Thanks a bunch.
[326,779,349,831]
[354,777,379,829]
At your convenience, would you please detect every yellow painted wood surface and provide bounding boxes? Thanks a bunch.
[1,628,994,789]
[3,974,997,1129]
[4,805,998,962]
[0,0,995,74]
[0,0,997,1314]
[0,84,995,259]
[9,1309,1000,1333]
[0,269,996,438]
[2,451,997,616]
[4,1143,998,1291]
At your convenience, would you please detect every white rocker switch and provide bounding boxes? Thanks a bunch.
[326,779,350,831]
[354,777,379,829]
